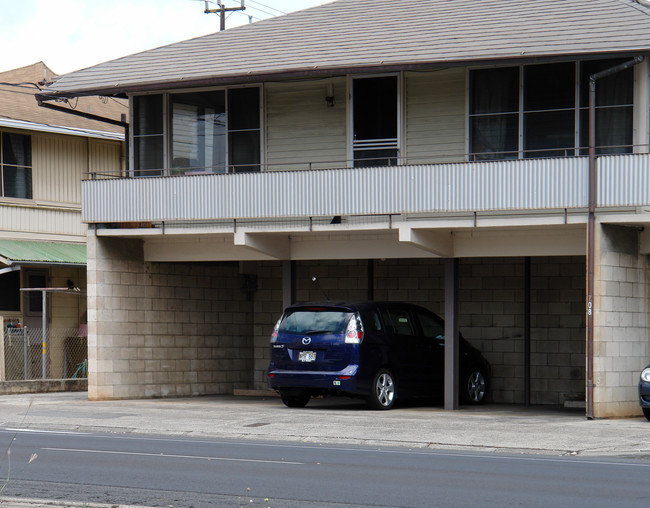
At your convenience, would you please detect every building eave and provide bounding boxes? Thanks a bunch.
[38,49,650,99]
[0,117,124,141]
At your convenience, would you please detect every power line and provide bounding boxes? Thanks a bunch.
[203,0,287,25]
[246,0,285,15]
[204,0,246,31]
[206,0,285,15]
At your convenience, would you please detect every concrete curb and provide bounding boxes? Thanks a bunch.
[0,380,87,395]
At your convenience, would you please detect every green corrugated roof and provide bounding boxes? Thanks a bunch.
[0,240,86,265]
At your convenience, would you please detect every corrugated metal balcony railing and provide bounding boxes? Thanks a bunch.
[81,154,650,224]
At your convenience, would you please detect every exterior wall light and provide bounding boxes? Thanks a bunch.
[325,83,335,107]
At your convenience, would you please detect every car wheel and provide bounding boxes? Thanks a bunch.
[279,390,310,408]
[643,408,650,421]
[367,369,396,410]
[462,368,487,404]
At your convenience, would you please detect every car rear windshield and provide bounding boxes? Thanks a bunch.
[279,308,354,335]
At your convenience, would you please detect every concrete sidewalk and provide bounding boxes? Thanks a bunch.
[0,391,649,457]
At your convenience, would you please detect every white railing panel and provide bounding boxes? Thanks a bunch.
[598,154,650,207]
[82,157,595,223]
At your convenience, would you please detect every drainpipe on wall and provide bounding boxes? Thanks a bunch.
[586,55,644,419]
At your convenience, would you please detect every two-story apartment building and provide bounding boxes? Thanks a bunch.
[39,0,650,417]
[0,62,125,381]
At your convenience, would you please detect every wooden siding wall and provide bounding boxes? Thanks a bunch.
[90,139,123,177]
[33,134,86,205]
[0,203,85,240]
[0,132,122,241]
[265,77,347,171]
[405,68,466,164]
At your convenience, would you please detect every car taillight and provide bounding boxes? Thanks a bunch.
[345,315,364,344]
[270,318,281,343]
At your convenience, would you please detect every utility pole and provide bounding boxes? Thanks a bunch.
[205,0,246,31]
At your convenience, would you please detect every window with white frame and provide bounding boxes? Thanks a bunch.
[132,87,261,176]
[469,59,633,160]
[1,132,32,199]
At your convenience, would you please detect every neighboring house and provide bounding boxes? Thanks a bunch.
[0,62,125,381]
[39,0,650,418]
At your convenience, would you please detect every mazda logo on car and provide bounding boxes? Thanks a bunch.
[302,337,312,345]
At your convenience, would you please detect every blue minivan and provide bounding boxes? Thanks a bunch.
[267,301,490,409]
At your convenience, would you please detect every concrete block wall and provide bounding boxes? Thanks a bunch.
[252,261,283,389]
[457,258,525,404]
[531,257,586,405]
[459,257,585,405]
[87,235,254,400]
[594,224,650,417]
[295,259,371,303]
[373,258,445,311]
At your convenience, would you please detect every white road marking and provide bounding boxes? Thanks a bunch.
[3,428,90,435]
[42,447,304,465]
[8,428,650,470]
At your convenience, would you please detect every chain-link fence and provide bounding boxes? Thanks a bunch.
[1,327,87,381]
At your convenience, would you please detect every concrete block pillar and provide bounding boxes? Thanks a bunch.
[86,234,146,400]
[87,233,255,401]
[593,223,650,417]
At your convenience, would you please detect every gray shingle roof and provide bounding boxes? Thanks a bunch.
[42,0,650,98]
[0,62,127,134]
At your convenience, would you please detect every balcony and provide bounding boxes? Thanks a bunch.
[81,154,650,228]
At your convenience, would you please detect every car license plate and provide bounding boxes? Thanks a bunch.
[298,351,316,362]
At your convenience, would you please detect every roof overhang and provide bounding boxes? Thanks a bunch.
[38,50,650,100]
[0,117,124,141]
[0,240,86,270]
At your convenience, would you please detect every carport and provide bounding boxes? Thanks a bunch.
[87,228,587,412]
[276,255,585,410]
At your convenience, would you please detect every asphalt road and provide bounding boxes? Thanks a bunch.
[2,428,650,507]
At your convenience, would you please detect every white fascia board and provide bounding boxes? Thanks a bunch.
[0,265,21,275]
[0,118,124,141]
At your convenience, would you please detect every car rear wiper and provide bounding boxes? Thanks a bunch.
[304,330,333,334]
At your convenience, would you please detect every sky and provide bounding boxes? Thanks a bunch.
[0,0,332,75]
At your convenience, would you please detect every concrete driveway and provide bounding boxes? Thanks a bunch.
[0,392,649,458]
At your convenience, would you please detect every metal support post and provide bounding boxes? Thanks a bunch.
[444,258,459,410]
[524,257,531,406]
[23,325,28,380]
[282,260,296,310]
[42,290,47,379]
